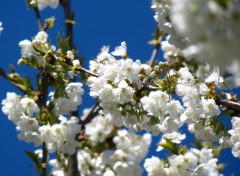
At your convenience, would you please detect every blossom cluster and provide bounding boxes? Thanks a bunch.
[88,43,223,140]
[144,147,220,176]
[2,90,81,154]
[39,116,80,154]
[228,117,240,158]
[18,31,51,65]
[2,0,240,175]
[49,111,151,176]
[50,82,84,116]
[176,67,222,142]
[84,110,113,143]
[86,40,240,167]
[88,43,151,129]
[152,0,240,87]
[18,30,81,80]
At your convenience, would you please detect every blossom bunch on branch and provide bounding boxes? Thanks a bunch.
[1,0,240,176]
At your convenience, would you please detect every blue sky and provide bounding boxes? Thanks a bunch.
[0,0,239,175]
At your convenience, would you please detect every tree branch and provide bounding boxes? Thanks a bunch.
[60,1,80,175]
[148,26,162,67]
[41,142,48,176]
[33,7,43,31]
[0,67,30,94]
[60,0,74,49]
[81,102,101,130]
[218,99,240,112]
[75,67,98,77]
[148,42,160,67]
[36,72,49,176]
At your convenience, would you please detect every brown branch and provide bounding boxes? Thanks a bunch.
[142,32,162,87]
[218,99,240,112]
[33,7,43,31]
[60,1,80,175]
[36,72,49,176]
[0,67,8,79]
[41,142,48,176]
[81,103,101,130]
[0,67,30,94]
[60,0,75,49]
[148,25,162,67]
[148,42,160,67]
[75,67,98,77]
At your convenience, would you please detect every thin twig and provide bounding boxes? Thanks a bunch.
[141,36,161,89]
[148,41,160,67]
[60,0,80,175]
[148,26,162,67]
[36,72,49,176]
[33,4,49,170]
[60,0,74,49]
[0,67,28,94]
[75,67,98,77]
[219,99,240,111]
[33,7,43,31]
[41,142,48,176]
[0,67,8,79]
[81,103,101,130]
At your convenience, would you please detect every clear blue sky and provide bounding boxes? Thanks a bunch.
[0,1,239,175]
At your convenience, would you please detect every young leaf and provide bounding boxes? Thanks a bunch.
[25,150,42,173]
[57,33,70,55]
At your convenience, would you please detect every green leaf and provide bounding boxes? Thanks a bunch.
[47,101,55,113]
[32,43,46,56]
[65,19,77,25]
[25,150,42,173]
[148,116,160,125]
[9,64,15,73]
[44,16,55,29]
[160,138,178,154]
[57,33,70,55]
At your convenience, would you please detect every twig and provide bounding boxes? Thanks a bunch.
[60,0,80,175]
[142,32,162,87]
[75,67,98,77]
[60,0,74,49]
[0,67,8,79]
[33,7,43,31]
[148,26,162,67]
[218,99,240,112]
[148,41,160,67]
[0,67,28,94]
[147,85,159,91]
[36,72,49,176]
[81,103,101,130]
[41,142,48,176]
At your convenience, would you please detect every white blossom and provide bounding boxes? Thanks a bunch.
[111,41,127,57]
[37,0,59,10]
[39,116,81,154]
[205,67,224,88]
[0,22,3,34]
[144,156,166,176]
[2,92,24,124]
[33,31,48,43]
[52,82,84,115]
[229,116,240,158]
[145,147,220,176]
[19,39,35,58]
[85,114,113,143]
[20,97,39,117]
